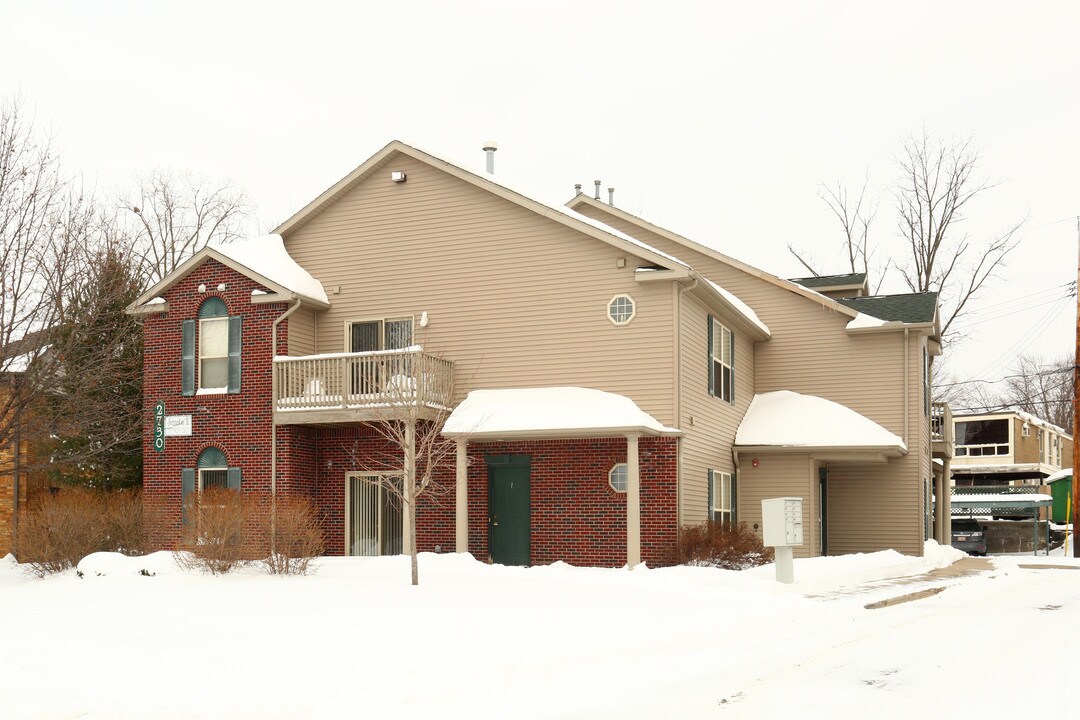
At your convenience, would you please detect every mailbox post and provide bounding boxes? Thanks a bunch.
[762,497,804,584]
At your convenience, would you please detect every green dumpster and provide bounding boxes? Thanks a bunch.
[1046,469,1072,524]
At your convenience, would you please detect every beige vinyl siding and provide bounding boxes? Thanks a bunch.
[678,293,754,526]
[577,203,930,556]
[286,307,317,356]
[737,454,819,559]
[826,460,922,556]
[281,152,676,423]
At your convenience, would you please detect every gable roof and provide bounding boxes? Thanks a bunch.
[273,140,687,274]
[128,235,330,313]
[565,194,859,319]
[836,292,938,324]
[269,139,770,340]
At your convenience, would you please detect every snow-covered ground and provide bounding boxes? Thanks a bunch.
[3,544,1079,719]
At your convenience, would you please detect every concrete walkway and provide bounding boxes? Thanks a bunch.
[810,556,993,606]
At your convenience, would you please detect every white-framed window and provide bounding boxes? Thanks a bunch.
[709,470,734,524]
[709,317,734,403]
[607,295,636,325]
[609,463,628,493]
[182,297,241,396]
[199,315,229,390]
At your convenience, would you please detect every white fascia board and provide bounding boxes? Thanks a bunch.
[735,444,906,459]
[442,425,684,441]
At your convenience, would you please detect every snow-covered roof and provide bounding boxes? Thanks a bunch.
[951,493,1052,504]
[703,279,770,336]
[846,312,891,331]
[2,347,44,374]
[208,234,328,304]
[129,234,330,313]
[442,387,681,439]
[1045,468,1072,484]
[735,390,907,454]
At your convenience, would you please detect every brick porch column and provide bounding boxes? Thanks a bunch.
[626,433,641,568]
[456,438,468,552]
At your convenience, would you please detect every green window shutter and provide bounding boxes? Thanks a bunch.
[706,315,715,397]
[227,466,242,490]
[181,468,196,524]
[731,471,738,523]
[181,320,195,396]
[227,316,242,394]
[729,330,736,405]
[706,469,715,521]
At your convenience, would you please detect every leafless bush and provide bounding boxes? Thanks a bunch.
[176,488,259,575]
[254,496,325,575]
[673,521,774,570]
[15,488,159,577]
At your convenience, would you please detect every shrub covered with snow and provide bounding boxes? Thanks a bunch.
[673,520,774,570]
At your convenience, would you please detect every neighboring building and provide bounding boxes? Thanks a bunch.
[0,356,49,558]
[128,140,950,567]
[951,410,1073,487]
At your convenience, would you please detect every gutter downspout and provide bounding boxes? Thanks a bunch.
[675,277,699,529]
[903,328,909,444]
[270,295,303,553]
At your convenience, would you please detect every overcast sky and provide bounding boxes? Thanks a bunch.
[3,1,1077,402]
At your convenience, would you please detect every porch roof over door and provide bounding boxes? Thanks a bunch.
[734,390,907,459]
[441,387,682,441]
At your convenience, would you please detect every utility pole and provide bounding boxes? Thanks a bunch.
[1073,216,1080,557]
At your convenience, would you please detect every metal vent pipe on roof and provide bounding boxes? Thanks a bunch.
[574,183,582,196]
[594,180,601,200]
[608,187,615,206]
[483,141,498,174]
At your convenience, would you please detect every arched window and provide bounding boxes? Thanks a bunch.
[181,298,242,395]
[181,447,241,523]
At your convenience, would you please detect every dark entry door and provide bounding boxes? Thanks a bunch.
[818,466,829,556]
[487,455,531,566]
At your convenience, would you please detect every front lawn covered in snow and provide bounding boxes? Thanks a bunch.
[3,545,1079,719]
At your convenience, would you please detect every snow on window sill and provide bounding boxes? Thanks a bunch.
[196,387,229,396]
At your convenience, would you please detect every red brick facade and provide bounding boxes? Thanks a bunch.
[143,257,681,567]
[141,259,288,540]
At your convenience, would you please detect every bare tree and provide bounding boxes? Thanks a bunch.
[122,169,251,285]
[895,130,1024,347]
[998,353,1074,430]
[0,96,85,479]
[790,175,885,291]
[341,352,457,585]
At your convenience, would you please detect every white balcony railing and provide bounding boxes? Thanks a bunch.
[273,347,453,415]
[931,402,954,458]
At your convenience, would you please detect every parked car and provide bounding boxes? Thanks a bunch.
[951,518,987,556]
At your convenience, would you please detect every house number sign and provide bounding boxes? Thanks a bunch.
[153,401,165,453]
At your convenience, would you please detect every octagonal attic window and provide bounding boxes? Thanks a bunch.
[608,295,635,325]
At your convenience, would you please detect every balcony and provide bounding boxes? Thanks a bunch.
[930,402,954,459]
[273,347,454,425]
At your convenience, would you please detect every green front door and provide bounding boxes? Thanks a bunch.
[487,454,531,566]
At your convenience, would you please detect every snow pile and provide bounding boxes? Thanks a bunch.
[735,390,906,450]
[442,386,681,437]
[209,234,328,304]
